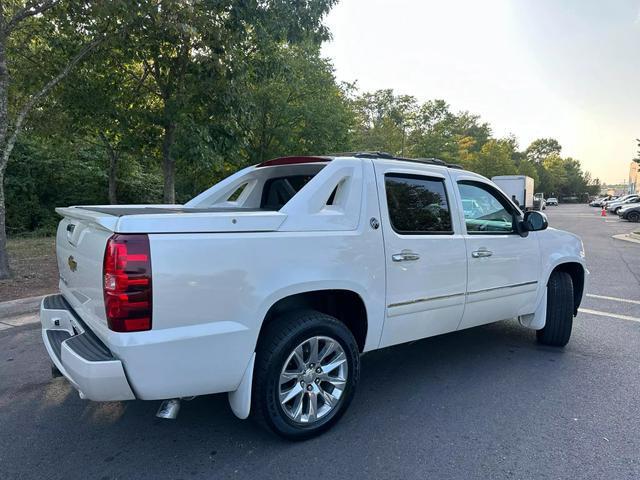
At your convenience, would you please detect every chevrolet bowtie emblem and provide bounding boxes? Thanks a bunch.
[68,255,78,272]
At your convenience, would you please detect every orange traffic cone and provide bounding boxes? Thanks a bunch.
[601,207,607,217]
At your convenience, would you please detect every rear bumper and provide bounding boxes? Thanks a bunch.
[40,295,135,401]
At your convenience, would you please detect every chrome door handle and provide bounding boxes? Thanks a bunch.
[392,250,421,262]
[472,249,493,258]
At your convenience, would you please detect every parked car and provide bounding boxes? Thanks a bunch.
[602,194,634,209]
[546,197,558,206]
[606,195,640,214]
[590,195,617,207]
[40,152,587,439]
[618,204,640,223]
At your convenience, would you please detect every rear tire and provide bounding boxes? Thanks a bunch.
[627,211,640,223]
[252,310,360,440]
[536,271,574,347]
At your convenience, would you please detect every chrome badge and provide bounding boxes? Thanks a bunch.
[68,255,78,272]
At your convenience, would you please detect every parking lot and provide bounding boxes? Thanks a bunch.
[0,204,638,480]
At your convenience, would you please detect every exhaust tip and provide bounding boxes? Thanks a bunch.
[156,399,181,420]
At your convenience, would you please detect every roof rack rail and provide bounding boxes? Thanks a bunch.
[341,151,464,170]
[352,151,396,159]
[257,152,465,170]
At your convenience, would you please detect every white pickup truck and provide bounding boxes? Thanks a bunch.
[40,152,587,439]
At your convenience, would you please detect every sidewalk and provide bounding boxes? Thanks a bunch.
[0,312,39,331]
[0,294,45,320]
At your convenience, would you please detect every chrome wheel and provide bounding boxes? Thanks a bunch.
[278,336,348,424]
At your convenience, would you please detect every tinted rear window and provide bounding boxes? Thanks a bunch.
[385,173,453,234]
[261,175,315,210]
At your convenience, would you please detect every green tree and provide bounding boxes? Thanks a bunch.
[408,100,491,163]
[241,43,354,165]
[54,39,156,204]
[541,153,567,196]
[351,89,417,155]
[121,0,337,203]
[468,139,517,178]
[525,138,562,163]
[0,1,114,279]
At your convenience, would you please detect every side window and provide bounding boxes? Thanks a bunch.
[385,173,453,234]
[458,181,516,233]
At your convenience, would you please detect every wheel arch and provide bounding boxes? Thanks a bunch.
[257,289,369,353]
[550,262,585,315]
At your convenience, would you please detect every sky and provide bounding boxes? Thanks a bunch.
[321,0,640,184]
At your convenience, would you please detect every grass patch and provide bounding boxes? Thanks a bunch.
[0,236,58,302]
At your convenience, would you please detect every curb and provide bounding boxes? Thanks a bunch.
[0,295,45,318]
[613,233,640,245]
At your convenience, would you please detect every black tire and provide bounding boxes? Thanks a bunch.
[627,211,640,223]
[536,271,574,347]
[252,310,360,440]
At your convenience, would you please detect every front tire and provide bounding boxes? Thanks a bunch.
[536,271,574,347]
[627,211,640,223]
[252,310,360,440]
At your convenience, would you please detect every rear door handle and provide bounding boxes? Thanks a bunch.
[472,248,493,258]
[392,250,421,262]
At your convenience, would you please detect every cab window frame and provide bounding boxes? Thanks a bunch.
[457,180,521,235]
[384,172,455,236]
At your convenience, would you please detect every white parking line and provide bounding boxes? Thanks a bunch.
[586,294,640,305]
[578,308,640,323]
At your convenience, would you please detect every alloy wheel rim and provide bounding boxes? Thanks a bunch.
[278,336,348,424]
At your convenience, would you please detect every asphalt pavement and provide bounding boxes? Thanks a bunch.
[0,204,639,480]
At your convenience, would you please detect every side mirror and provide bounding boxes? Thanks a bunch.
[523,211,548,232]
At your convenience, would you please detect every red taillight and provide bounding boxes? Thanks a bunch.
[103,234,152,332]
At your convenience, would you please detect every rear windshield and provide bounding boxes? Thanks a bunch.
[261,175,315,210]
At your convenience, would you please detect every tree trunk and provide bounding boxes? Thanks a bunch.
[0,171,10,279]
[108,151,118,205]
[100,133,118,205]
[162,123,176,204]
[0,9,98,280]
[0,36,10,279]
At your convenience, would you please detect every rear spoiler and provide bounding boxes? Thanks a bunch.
[56,206,288,234]
[55,207,118,231]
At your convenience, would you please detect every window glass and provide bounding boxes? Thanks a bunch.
[458,181,515,233]
[261,175,315,210]
[385,174,453,234]
[227,183,247,202]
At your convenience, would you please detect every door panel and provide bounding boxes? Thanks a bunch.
[374,161,467,348]
[454,178,541,330]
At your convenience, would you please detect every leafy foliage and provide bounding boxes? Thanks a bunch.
[2,5,602,238]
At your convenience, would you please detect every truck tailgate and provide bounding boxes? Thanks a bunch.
[55,204,288,341]
[56,214,114,340]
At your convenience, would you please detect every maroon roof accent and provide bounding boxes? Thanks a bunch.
[257,156,333,168]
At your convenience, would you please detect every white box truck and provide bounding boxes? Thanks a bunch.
[492,175,534,210]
